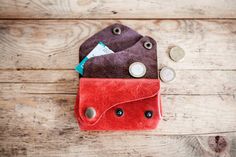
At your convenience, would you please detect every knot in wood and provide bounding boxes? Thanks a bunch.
[208,136,227,153]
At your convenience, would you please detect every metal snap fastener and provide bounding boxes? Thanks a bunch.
[144,41,153,50]
[112,27,121,35]
[145,111,153,119]
[129,62,146,78]
[115,108,124,117]
[85,107,96,119]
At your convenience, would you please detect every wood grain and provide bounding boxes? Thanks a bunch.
[0,5,236,155]
[0,70,235,95]
[1,131,235,157]
[0,0,236,19]
[0,20,235,70]
[0,70,78,83]
[0,94,236,156]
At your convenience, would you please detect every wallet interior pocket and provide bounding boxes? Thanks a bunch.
[75,78,162,130]
[83,36,158,78]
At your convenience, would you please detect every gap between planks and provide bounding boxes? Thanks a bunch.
[0,70,235,95]
[0,18,236,20]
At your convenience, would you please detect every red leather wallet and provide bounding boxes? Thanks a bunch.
[75,23,162,131]
[75,78,162,130]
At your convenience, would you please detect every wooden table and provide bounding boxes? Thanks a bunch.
[0,0,236,156]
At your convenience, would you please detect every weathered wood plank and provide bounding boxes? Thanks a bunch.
[0,70,78,83]
[0,94,235,135]
[0,133,235,157]
[0,70,235,95]
[0,0,235,19]
[0,20,236,70]
[1,93,236,155]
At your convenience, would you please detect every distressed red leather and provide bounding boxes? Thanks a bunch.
[75,78,162,130]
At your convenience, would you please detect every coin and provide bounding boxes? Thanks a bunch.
[160,67,176,83]
[129,62,146,78]
[169,46,185,62]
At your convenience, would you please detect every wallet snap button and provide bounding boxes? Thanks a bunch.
[115,108,124,117]
[145,111,153,119]
[112,27,121,35]
[144,41,153,50]
[129,62,146,78]
[85,107,96,119]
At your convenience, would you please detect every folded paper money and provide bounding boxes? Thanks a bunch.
[75,23,162,130]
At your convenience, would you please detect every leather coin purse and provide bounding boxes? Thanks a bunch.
[75,23,162,130]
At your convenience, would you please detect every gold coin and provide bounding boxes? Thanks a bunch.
[169,46,185,62]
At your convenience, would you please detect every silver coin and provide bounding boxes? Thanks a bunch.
[169,46,185,62]
[160,67,176,83]
[129,62,146,78]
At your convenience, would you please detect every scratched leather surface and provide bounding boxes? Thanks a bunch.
[75,78,162,130]
[79,23,158,78]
